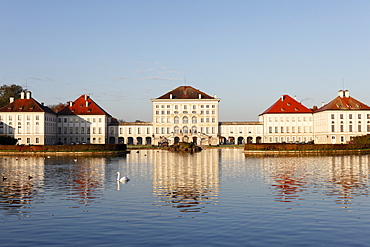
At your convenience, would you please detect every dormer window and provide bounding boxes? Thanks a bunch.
[88,109,91,112]
[281,108,285,111]
[295,108,299,111]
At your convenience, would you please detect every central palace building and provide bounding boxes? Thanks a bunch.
[1,86,370,145]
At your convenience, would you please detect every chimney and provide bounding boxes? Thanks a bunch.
[41,102,44,106]
[84,94,88,100]
[199,94,201,99]
[322,102,325,107]
[281,95,284,101]
[338,90,344,98]
[344,90,350,98]
[213,94,217,99]
[10,97,14,103]
[294,96,297,100]
[20,91,25,99]
[86,101,89,107]
[69,101,73,107]
[170,94,172,99]
[26,91,31,99]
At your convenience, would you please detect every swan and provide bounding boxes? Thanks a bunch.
[116,172,130,182]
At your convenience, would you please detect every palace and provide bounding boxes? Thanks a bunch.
[1,86,370,145]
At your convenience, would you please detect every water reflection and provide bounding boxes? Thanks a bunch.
[259,154,370,209]
[1,150,370,219]
[151,150,220,213]
[0,156,44,217]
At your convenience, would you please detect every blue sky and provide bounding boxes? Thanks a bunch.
[1,0,370,121]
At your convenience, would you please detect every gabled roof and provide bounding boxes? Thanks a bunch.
[260,94,313,115]
[316,90,370,112]
[58,95,111,116]
[0,96,55,114]
[156,86,215,99]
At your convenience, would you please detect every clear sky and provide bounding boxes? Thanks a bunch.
[1,0,370,122]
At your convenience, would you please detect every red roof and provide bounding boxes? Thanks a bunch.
[156,86,215,99]
[58,95,111,116]
[260,95,313,115]
[316,94,370,112]
[0,97,55,114]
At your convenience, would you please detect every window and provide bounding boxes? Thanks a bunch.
[64,127,67,134]
[269,127,272,133]
[340,114,343,119]
[349,125,353,132]
[281,127,284,133]
[70,127,73,134]
[99,127,102,134]
[275,127,278,133]
[27,138,30,144]
[18,115,22,120]
[358,125,362,132]
[192,116,197,124]
[358,114,362,119]
[331,125,335,132]
[36,138,39,144]
[340,125,344,132]
[174,126,180,133]
[174,116,179,124]
[192,126,197,133]
[64,118,67,123]
[81,127,85,134]
[183,116,188,124]
[129,128,132,134]
[349,114,352,119]
[331,114,335,119]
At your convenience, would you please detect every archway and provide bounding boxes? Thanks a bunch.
[219,137,226,145]
[247,137,253,143]
[174,137,180,144]
[127,137,134,145]
[137,137,143,145]
[118,137,124,144]
[145,137,152,145]
[237,137,244,145]
[183,136,189,142]
[109,137,115,144]
[229,137,235,145]
[256,136,262,143]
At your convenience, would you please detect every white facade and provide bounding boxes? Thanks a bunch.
[0,91,56,145]
[1,88,370,146]
[57,114,110,144]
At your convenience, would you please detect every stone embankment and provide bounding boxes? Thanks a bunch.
[244,143,370,153]
[0,144,127,153]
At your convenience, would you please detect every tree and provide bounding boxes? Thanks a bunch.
[0,84,23,108]
[47,102,68,113]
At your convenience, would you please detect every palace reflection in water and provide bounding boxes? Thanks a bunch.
[1,150,370,218]
[257,154,370,208]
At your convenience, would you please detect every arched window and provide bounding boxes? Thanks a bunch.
[183,126,188,133]
[183,116,188,124]
[174,116,179,124]
[192,116,197,124]
[174,126,180,133]
[192,126,197,133]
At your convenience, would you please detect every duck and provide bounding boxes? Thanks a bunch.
[116,171,130,182]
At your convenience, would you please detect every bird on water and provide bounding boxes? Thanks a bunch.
[116,172,130,182]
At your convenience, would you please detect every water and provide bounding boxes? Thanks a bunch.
[1,149,370,246]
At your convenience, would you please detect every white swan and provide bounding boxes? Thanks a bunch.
[116,171,130,182]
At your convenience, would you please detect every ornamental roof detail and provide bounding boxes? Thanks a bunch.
[156,86,215,100]
[315,90,370,112]
[260,94,313,115]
